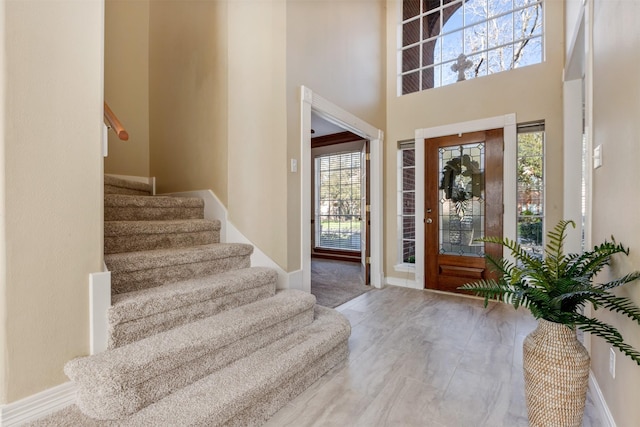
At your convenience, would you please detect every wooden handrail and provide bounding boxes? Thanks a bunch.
[103,102,129,141]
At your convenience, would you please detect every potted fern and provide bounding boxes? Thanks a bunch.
[459,220,640,427]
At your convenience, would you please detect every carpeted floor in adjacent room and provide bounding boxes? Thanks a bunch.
[311,258,372,308]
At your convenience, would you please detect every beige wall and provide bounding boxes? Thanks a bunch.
[226,0,288,268]
[384,0,565,282]
[1,0,104,402]
[590,1,640,424]
[104,0,150,177]
[286,0,386,271]
[149,0,228,204]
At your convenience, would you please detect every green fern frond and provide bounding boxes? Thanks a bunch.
[596,272,640,291]
[575,314,640,366]
[590,294,640,325]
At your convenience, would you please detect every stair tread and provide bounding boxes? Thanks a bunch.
[110,267,277,324]
[104,176,152,194]
[104,219,221,236]
[128,306,349,426]
[105,243,253,273]
[66,290,319,419]
[30,307,349,426]
[105,193,204,208]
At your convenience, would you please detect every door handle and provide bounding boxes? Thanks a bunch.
[426,218,433,224]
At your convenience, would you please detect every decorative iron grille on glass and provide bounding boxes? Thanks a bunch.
[315,151,362,251]
[400,0,544,95]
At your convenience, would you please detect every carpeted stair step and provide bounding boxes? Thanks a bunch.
[105,194,204,221]
[104,219,221,254]
[108,267,278,348]
[104,175,153,196]
[65,290,318,420]
[105,243,253,295]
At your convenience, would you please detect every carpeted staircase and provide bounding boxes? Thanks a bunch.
[31,176,350,426]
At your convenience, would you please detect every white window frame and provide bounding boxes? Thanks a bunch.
[398,0,545,95]
[396,141,416,272]
[314,151,362,252]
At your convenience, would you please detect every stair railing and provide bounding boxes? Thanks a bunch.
[104,102,129,141]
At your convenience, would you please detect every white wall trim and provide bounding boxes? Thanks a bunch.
[385,276,421,290]
[164,189,297,290]
[300,86,385,292]
[89,267,111,355]
[414,114,517,288]
[0,382,76,427]
[589,371,616,427]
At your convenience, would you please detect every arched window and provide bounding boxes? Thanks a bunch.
[400,0,543,94]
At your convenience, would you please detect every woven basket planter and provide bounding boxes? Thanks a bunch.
[523,319,590,427]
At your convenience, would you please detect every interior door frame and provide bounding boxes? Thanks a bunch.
[300,86,384,292]
[414,114,517,289]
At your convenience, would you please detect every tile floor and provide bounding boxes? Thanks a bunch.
[265,285,603,427]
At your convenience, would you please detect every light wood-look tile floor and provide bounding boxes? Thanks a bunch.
[265,285,603,427]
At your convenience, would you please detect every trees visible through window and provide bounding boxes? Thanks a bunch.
[517,122,544,258]
[316,151,362,251]
[401,0,544,94]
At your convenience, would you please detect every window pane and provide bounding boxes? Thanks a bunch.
[399,147,416,265]
[464,0,488,26]
[403,148,415,167]
[488,13,513,49]
[488,0,511,18]
[403,18,421,46]
[440,30,463,63]
[401,0,543,94]
[465,21,487,54]
[402,71,420,95]
[403,191,416,215]
[514,35,542,67]
[402,46,420,72]
[316,151,362,251]
[422,66,438,90]
[514,4,543,38]
[465,52,487,79]
[423,9,442,40]
[422,38,439,66]
[517,126,544,259]
[403,0,421,21]
[488,44,513,72]
[440,60,458,87]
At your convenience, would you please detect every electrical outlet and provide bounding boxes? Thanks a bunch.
[609,347,616,379]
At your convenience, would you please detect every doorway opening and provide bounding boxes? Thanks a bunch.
[309,124,371,307]
[300,86,384,296]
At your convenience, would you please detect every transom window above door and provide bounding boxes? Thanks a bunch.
[400,0,544,95]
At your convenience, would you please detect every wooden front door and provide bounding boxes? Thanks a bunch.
[425,129,503,293]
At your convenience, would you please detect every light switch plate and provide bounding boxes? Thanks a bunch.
[290,159,298,173]
[593,145,602,169]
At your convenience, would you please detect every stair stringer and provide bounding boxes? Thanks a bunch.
[163,189,303,291]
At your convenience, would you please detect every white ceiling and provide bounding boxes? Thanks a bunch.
[311,111,346,137]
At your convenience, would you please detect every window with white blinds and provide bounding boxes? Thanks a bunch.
[315,151,362,251]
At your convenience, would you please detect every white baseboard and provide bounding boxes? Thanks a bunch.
[589,370,616,427]
[164,189,294,290]
[385,276,421,289]
[89,267,111,355]
[0,382,76,426]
